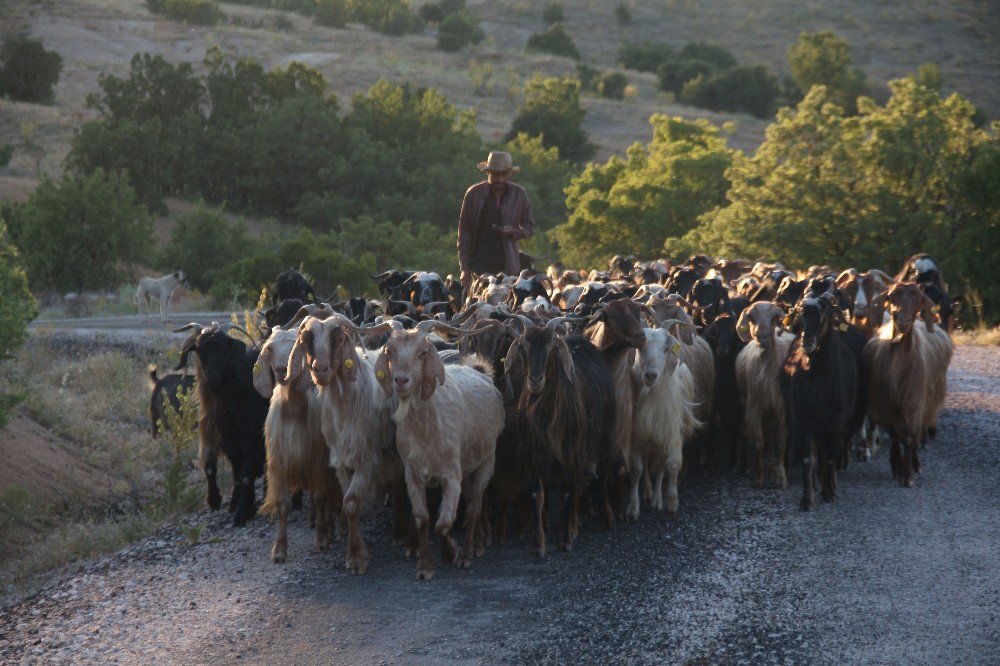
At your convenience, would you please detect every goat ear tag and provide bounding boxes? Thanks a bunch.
[253,363,262,376]
[838,323,848,331]
[931,305,940,313]
[376,370,385,380]
[671,342,681,357]
[344,359,354,369]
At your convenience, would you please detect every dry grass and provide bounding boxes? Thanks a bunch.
[952,327,1000,347]
[0,335,206,601]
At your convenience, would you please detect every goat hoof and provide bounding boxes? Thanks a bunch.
[271,551,287,564]
[415,558,435,581]
[800,498,813,511]
[456,556,473,569]
[475,546,486,558]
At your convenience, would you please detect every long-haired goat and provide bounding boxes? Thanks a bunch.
[254,326,342,563]
[284,305,406,574]
[375,320,505,580]
[629,324,700,518]
[175,323,268,526]
[781,293,858,510]
[862,282,953,487]
[504,317,617,554]
[735,302,793,488]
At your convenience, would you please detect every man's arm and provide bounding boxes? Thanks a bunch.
[457,187,477,273]
[512,188,534,240]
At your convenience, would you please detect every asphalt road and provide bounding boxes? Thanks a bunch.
[1,341,997,665]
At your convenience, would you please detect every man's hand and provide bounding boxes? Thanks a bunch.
[494,225,516,238]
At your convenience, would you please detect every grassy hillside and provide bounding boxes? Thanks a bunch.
[1,0,995,189]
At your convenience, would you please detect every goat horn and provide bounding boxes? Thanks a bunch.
[660,318,698,331]
[545,315,583,332]
[214,323,255,343]
[282,303,334,331]
[414,319,480,339]
[173,322,203,334]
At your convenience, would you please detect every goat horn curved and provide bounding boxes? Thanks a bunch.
[281,303,334,331]
[544,315,583,332]
[338,317,393,336]
[414,319,480,338]
[660,318,698,330]
[214,322,255,343]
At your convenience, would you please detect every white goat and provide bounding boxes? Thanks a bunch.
[375,320,504,581]
[284,306,404,574]
[629,324,700,518]
[254,326,341,564]
[735,302,795,488]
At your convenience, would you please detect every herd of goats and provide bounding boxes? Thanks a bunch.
[148,253,955,579]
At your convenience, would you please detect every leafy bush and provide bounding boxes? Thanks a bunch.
[345,0,422,35]
[506,75,594,164]
[0,222,36,428]
[0,35,63,104]
[542,3,564,24]
[615,3,631,23]
[677,41,738,71]
[552,116,731,267]
[787,31,866,114]
[146,0,222,25]
[596,72,628,100]
[314,0,349,27]
[657,59,714,95]
[160,207,258,292]
[679,65,780,118]
[0,144,12,168]
[437,11,484,52]
[618,41,673,73]
[13,170,152,292]
[526,23,580,60]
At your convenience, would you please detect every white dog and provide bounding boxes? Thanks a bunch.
[135,271,187,322]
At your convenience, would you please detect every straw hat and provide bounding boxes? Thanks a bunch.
[477,151,521,173]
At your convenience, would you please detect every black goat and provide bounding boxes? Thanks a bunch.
[262,298,303,331]
[690,276,732,327]
[701,312,747,469]
[504,319,616,554]
[781,293,858,510]
[148,364,194,438]
[175,323,269,526]
[272,269,317,305]
[370,269,416,302]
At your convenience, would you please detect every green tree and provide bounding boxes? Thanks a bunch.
[16,170,152,291]
[618,41,673,73]
[0,34,63,104]
[526,23,580,60]
[506,75,594,164]
[542,3,564,24]
[678,80,999,320]
[0,222,35,428]
[503,132,576,240]
[437,11,484,52]
[787,31,866,114]
[552,115,732,266]
[160,207,258,292]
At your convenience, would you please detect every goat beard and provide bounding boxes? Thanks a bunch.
[393,394,412,422]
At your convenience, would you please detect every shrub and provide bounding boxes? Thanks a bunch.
[615,3,631,23]
[314,0,349,27]
[0,144,12,168]
[542,3,564,24]
[0,222,36,427]
[0,35,63,104]
[677,41,738,71]
[15,170,152,292]
[146,0,222,25]
[596,72,627,100]
[679,65,779,118]
[787,31,866,114]
[506,75,594,164]
[159,207,258,292]
[526,23,580,60]
[657,59,714,95]
[618,41,673,73]
[437,11,484,52]
[418,3,444,23]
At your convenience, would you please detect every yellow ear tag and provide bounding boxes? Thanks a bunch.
[671,343,681,357]
[344,359,354,369]
[253,363,262,376]
[376,370,385,380]
[931,305,940,313]
[838,323,848,331]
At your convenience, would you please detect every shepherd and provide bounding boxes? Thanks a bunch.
[458,151,534,293]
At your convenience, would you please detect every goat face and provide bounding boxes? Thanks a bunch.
[736,301,784,348]
[797,294,841,354]
[290,317,358,389]
[691,277,731,327]
[508,327,573,396]
[375,331,446,401]
[875,281,938,341]
[254,328,310,397]
[634,328,681,388]
[189,332,245,390]
[589,298,647,351]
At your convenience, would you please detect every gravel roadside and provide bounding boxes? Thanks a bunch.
[1,346,997,665]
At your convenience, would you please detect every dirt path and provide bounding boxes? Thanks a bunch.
[1,347,997,664]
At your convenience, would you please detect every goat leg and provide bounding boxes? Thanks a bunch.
[405,468,435,581]
[799,434,815,511]
[532,479,547,558]
[342,472,370,574]
[436,477,462,566]
[665,451,682,516]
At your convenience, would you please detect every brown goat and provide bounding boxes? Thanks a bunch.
[862,282,953,487]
